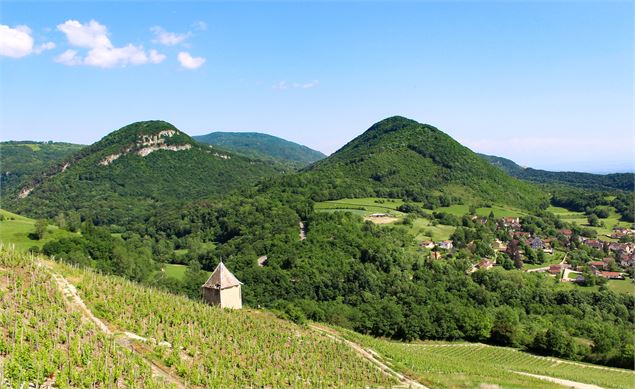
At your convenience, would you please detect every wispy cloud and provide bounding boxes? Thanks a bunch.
[56,19,165,68]
[150,26,191,46]
[191,21,208,31]
[273,80,320,90]
[0,24,54,58]
[177,51,205,69]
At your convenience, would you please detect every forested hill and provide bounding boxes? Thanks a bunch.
[2,121,282,224]
[295,116,546,209]
[193,131,326,168]
[479,153,634,191]
[0,141,85,192]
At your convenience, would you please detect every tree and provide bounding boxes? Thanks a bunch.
[183,260,209,300]
[33,219,47,240]
[587,214,601,227]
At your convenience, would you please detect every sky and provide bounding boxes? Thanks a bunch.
[0,1,633,173]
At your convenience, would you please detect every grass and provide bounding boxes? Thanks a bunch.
[435,204,526,218]
[161,263,211,281]
[0,209,77,251]
[315,197,405,216]
[408,218,456,242]
[339,328,635,389]
[607,279,635,296]
[522,251,564,270]
[547,206,632,241]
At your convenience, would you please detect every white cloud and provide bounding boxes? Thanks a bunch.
[273,80,320,90]
[57,19,111,49]
[177,51,205,69]
[54,49,81,65]
[150,26,190,46]
[0,24,34,58]
[56,19,165,68]
[149,49,166,64]
[33,41,56,54]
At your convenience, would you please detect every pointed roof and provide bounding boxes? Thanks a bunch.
[202,262,242,290]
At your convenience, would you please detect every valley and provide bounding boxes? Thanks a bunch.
[1,117,633,388]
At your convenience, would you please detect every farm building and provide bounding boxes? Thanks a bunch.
[201,262,243,309]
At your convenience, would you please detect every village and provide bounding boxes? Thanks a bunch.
[416,215,635,288]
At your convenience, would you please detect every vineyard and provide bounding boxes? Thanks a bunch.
[0,247,167,387]
[342,329,635,389]
[43,256,395,388]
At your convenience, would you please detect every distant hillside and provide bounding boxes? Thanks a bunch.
[0,141,85,192]
[479,153,634,191]
[193,132,325,168]
[2,121,282,224]
[298,116,546,209]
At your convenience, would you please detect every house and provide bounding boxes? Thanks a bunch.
[369,213,390,218]
[598,271,625,280]
[201,262,243,309]
[257,255,268,267]
[620,252,635,268]
[584,239,604,250]
[493,239,507,251]
[478,259,494,270]
[530,237,544,250]
[588,261,607,270]
[574,275,586,284]
[501,217,521,229]
[559,229,573,237]
[548,264,563,275]
[438,240,453,250]
[512,231,531,240]
[431,251,442,260]
[420,240,435,249]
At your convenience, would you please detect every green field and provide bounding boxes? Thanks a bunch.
[548,206,632,240]
[161,263,211,280]
[340,329,635,389]
[435,204,526,218]
[522,251,564,270]
[315,197,405,216]
[607,279,635,295]
[0,209,77,251]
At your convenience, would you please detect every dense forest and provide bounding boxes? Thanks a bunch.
[193,131,325,169]
[479,153,634,192]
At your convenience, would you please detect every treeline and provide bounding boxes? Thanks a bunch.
[552,189,634,222]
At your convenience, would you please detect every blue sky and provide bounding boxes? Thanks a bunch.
[1,1,632,173]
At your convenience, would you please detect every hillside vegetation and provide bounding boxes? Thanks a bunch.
[479,153,634,192]
[340,328,635,389]
[298,117,546,209]
[0,247,395,388]
[2,121,282,225]
[194,131,325,168]
[0,141,84,194]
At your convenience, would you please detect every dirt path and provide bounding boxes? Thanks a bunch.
[512,371,605,389]
[309,324,428,389]
[41,262,185,389]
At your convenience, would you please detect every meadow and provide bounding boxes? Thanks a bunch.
[547,205,632,240]
[0,209,77,251]
[340,328,635,389]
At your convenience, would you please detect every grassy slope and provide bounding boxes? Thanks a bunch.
[315,197,527,242]
[0,209,77,251]
[48,258,395,388]
[339,328,635,389]
[0,248,164,387]
[548,206,632,240]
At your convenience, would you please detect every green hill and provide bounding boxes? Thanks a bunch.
[2,121,282,224]
[193,131,326,168]
[1,246,395,388]
[0,141,85,193]
[479,153,634,191]
[301,116,546,209]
